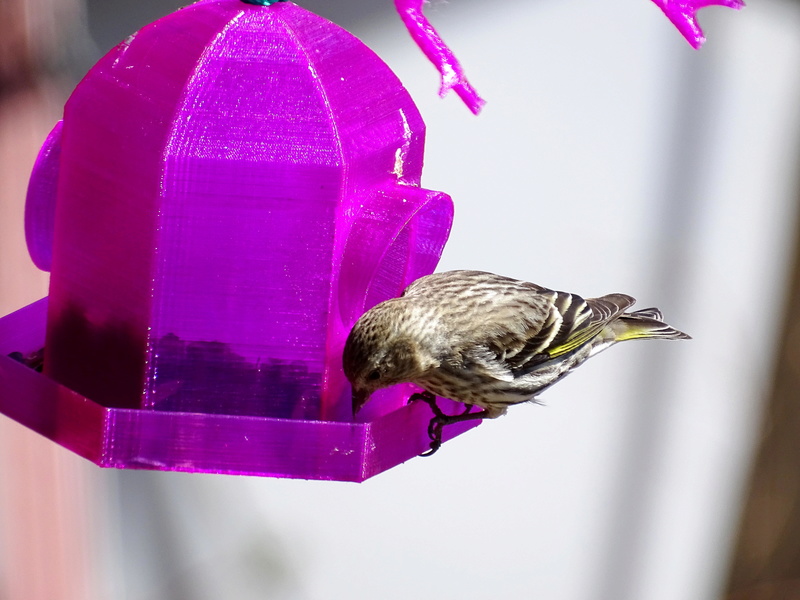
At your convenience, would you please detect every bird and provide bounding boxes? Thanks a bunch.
[343,270,690,454]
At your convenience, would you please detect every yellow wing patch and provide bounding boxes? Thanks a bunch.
[545,293,635,358]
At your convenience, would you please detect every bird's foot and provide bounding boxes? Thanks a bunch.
[420,416,445,457]
[408,391,446,417]
[408,392,489,457]
[409,391,446,456]
[418,437,442,457]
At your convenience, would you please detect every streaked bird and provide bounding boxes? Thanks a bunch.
[343,270,690,454]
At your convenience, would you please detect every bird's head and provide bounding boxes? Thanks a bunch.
[343,301,429,415]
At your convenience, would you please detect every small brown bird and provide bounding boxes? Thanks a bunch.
[343,270,690,453]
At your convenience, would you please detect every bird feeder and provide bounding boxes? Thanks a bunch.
[0,0,478,482]
[0,0,744,481]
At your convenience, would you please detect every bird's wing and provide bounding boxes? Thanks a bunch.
[404,271,636,379]
[470,291,636,378]
[543,292,636,359]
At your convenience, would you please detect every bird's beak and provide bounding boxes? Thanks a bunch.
[352,387,370,416]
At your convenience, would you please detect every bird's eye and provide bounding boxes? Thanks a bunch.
[367,369,381,381]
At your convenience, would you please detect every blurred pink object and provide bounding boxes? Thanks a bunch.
[650,0,745,48]
[394,0,485,114]
[392,0,744,115]
[4,0,476,481]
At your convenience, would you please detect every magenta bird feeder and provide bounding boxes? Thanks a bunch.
[0,0,744,481]
[0,0,478,482]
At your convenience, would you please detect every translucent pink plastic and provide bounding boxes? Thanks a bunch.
[393,0,485,115]
[0,300,475,481]
[25,120,61,272]
[7,0,476,481]
[651,0,745,48]
[391,0,744,115]
[7,0,743,480]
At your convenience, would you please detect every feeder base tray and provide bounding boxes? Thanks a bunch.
[0,299,478,482]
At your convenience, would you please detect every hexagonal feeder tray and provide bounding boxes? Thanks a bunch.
[0,299,476,481]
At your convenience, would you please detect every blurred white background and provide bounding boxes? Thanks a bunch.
[2,0,800,599]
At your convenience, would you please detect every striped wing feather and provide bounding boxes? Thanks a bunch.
[403,271,636,381]
[476,291,635,379]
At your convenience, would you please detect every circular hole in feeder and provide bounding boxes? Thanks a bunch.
[338,189,452,328]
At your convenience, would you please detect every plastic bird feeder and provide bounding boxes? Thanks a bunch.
[0,0,479,482]
[1,0,745,480]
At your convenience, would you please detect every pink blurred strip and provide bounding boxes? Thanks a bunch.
[0,79,96,600]
[394,0,486,115]
[651,0,745,49]
[0,421,96,600]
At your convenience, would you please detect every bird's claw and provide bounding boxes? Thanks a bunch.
[408,391,485,457]
[425,416,449,456]
[423,411,480,456]
[409,391,444,415]
[409,391,446,456]
[418,438,442,457]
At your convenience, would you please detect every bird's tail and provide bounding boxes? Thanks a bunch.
[612,308,691,342]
